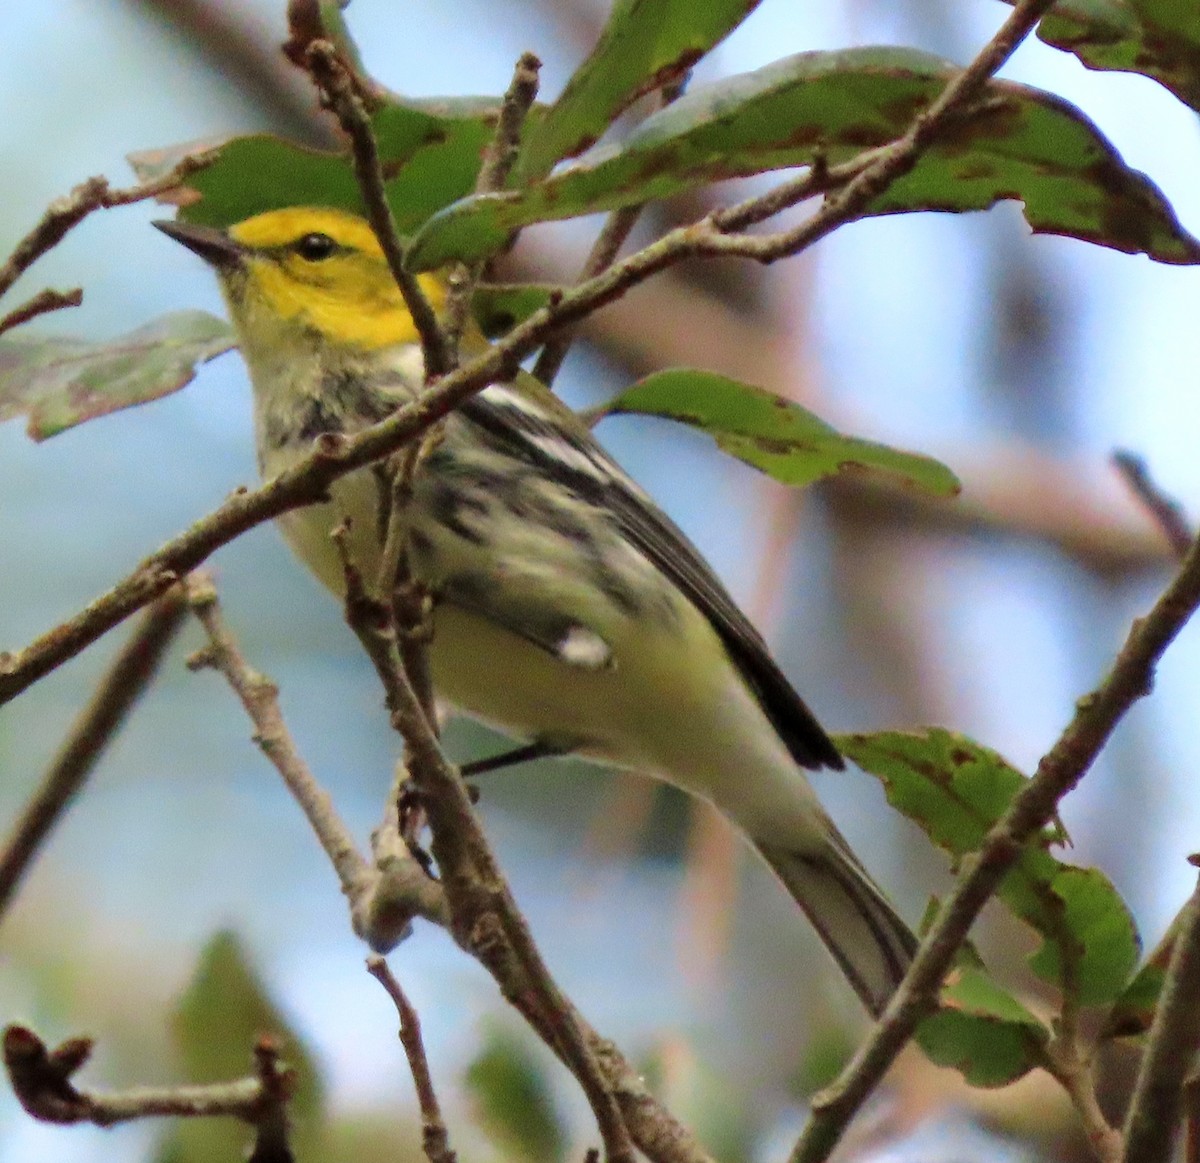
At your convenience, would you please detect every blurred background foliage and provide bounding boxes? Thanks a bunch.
[1,1,1198,1160]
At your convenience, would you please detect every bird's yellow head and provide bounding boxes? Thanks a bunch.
[155,207,444,352]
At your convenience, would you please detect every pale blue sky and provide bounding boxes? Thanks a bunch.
[3,3,1200,1159]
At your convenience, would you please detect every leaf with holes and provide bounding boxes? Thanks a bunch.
[519,0,763,179]
[0,310,233,440]
[599,370,960,495]
[841,730,1140,1008]
[407,45,1200,270]
[1002,0,1200,113]
[132,95,544,235]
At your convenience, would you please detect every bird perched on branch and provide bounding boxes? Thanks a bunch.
[157,206,916,1016]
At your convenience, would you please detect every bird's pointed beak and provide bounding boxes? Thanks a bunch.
[153,219,246,269]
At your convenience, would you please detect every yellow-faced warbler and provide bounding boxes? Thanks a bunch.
[156,207,916,1016]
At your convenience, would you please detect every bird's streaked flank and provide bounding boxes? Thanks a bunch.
[156,207,917,1016]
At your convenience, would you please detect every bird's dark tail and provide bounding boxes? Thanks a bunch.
[755,833,917,1017]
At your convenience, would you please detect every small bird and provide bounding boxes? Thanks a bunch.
[156,207,916,1016]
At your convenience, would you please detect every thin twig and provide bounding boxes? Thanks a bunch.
[367,956,457,1163]
[1042,1043,1122,1163]
[0,288,84,337]
[375,444,438,730]
[1113,450,1194,560]
[0,589,188,924]
[1120,867,1200,1163]
[0,157,217,304]
[301,40,453,379]
[200,553,710,1163]
[332,531,637,1163]
[790,516,1200,1163]
[333,522,439,746]
[340,508,438,871]
[371,445,439,859]
[442,51,542,358]
[1041,886,1101,1157]
[184,573,448,941]
[706,0,1060,262]
[3,1024,294,1130]
[533,76,690,388]
[0,0,1061,719]
[532,203,644,387]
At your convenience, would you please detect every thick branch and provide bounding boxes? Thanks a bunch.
[791,515,1200,1163]
[1120,870,1200,1163]
[0,589,187,924]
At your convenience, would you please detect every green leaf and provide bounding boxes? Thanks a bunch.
[519,0,762,179]
[131,95,541,234]
[471,283,559,338]
[916,967,1050,1087]
[1103,908,1184,1037]
[0,310,233,440]
[1026,866,1141,1006]
[1003,0,1200,113]
[600,370,960,495]
[841,730,1140,1008]
[1104,961,1167,1039]
[838,730,1047,858]
[465,1025,567,1163]
[407,46,1200,271]
[156,931,324,1163]
[638,1041,754,1162]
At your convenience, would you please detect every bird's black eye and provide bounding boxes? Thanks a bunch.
[294,232,337,261]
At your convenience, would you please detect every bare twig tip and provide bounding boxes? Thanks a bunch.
[1113,448,1195,561]
[184,647,215,671]
[48,1038,94,1075]
[183,574,218,607]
